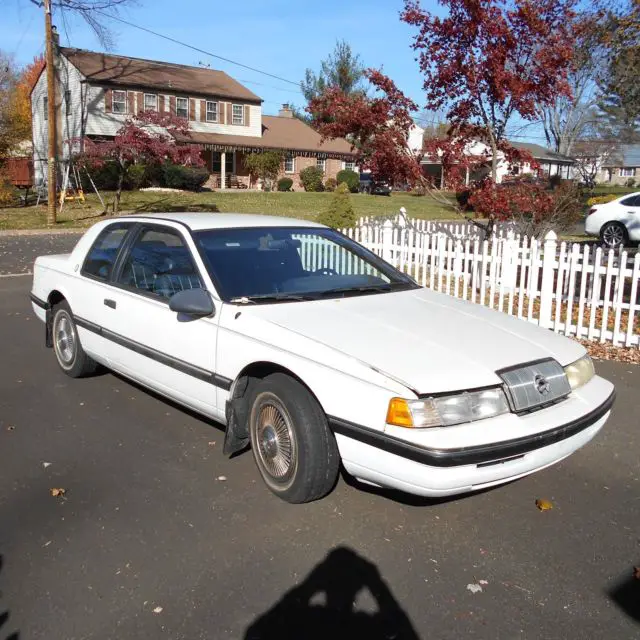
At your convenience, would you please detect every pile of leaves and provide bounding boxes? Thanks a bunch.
[578,339,640,364]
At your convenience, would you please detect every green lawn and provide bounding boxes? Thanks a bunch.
[0,190,458,231]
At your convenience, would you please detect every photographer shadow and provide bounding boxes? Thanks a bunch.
[244,546,420,640]
[0,555,19,640]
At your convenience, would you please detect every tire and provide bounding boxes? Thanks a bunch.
[248,373,340,503]
[600,222,628,250]
[52,300,98,378]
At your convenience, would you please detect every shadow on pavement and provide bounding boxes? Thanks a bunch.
[0,555,19,640]
[244,546,420,640]
[608,567,640,624]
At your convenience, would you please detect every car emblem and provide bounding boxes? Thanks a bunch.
[534,373,550,395]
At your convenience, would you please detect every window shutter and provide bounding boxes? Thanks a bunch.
[104,88,112,113]
[159,95,165,112]
[227,103,232,125]
[170,96,176,115]
[137,92,144,114]
[189,98,196,121]
[244,105,250,127]
[219,102,225,124]
[127,91,135,114]
[200,100,206,122]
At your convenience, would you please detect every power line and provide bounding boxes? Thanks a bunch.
[93,9,301,88]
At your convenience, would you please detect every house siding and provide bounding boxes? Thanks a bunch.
[278,157,348,191]
[597,167,638,185]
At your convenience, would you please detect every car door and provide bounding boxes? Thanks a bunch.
[73,221,138,367]
[99,223,223,421]
[618,195,640,239]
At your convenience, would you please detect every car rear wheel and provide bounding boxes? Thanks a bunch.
[248,373,340,503]
[52,300,98,378]
[601,222,628,249]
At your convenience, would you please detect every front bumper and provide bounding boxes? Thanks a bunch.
[331,378,615,497]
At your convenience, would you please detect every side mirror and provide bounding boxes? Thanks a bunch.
[169,288,215,318]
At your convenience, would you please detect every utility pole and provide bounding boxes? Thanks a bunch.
[44,0,57,225]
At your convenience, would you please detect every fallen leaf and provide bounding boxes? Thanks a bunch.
[479,580,489,586]
[466,583,483,594]
[50,488,66,497]
[43,462,52,468]
[208,441,216,447]
[633,567,640,580]
[7,425,15,431]
[535,498,553,511]
[153,606,163,614]
[217,475,227,482]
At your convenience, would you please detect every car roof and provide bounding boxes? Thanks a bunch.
[615,192,640,201]
[119,212,326,231]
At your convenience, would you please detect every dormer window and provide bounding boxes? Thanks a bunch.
[206,101,218,122]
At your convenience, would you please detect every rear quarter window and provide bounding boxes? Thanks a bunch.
[81,224,132,281]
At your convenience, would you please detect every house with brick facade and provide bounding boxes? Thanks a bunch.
[30,45,357,190]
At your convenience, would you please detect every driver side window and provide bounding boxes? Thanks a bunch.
[117,227,203,300]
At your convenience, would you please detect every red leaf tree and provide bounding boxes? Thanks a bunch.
[401,0,577,183]
[78,111,203,213]
[308,69,423,187]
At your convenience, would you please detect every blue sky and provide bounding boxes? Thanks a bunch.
[1,0,546,142]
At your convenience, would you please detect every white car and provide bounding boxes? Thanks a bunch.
[585,192,640,248]
[30,213,615,503]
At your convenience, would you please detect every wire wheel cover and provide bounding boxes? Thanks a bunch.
[55,313,75,365]
[255,398,296,481]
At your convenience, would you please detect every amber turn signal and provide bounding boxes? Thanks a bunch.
[386,398,414,428]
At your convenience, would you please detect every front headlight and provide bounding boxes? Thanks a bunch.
[386,387,510,429]
[564,354,595,391]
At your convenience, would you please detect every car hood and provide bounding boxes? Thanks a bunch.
[246,287,585,394]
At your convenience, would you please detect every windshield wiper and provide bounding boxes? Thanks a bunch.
[231,293,318,304]
[318,284,394,297]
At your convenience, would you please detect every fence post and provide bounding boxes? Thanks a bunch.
[539,230,557,329]
[382,219,394,264]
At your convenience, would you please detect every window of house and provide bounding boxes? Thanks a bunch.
[284,155,295,173]
[176,97,189,119]
[232,104,244,125]
[144,93,158,112]
[65,90,71,113]
[619,168,635,177]
[112,90,127,114]
[206,101,218,122]
[211,151,235,174]
[316,158,326,172]
[343,161,356,172]
[43,97,48,121]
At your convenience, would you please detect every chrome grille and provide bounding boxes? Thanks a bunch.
[498,359,570,413]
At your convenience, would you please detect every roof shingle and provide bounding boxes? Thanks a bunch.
[176,115,356,157]
[61,48,262,102]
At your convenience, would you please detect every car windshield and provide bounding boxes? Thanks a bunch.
[194,226,418,303]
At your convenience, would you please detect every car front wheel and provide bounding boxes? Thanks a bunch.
[601,222,628,249]
[248,373,340,503]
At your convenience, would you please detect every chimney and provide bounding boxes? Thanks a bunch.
[279,103,293,118]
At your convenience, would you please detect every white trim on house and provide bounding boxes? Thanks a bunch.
[112,89,127,114]
[144,93,158,111]
[316,157,326,172]
[619,167,635,177]
[176,96,189,119]
[342,160,356,172]
[284,154,295,174]
[232,103,244,125]
[206,100,218,123]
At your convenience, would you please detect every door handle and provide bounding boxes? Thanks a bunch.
[104,299,116,309]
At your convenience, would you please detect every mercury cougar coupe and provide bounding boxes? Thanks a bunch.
[30,213,615,503]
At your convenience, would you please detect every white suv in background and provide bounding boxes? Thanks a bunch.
[585,192,640,249]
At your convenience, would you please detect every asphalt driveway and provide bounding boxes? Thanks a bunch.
[0,235,639,639]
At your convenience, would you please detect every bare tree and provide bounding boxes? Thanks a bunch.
[536,16,607,156]
[29,0,136,49]
[572,137,619,186]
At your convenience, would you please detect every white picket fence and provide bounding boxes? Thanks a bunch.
[337,218,639,348]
